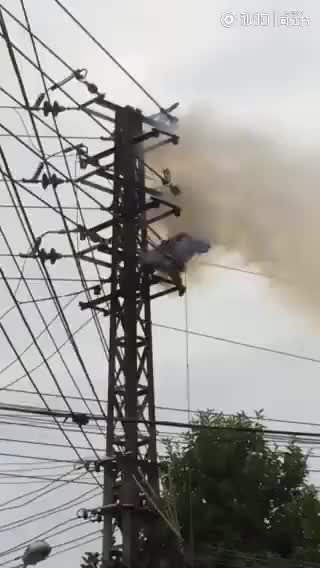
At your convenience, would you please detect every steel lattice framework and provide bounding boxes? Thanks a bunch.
[0,3,181,564]
[78,102,180,567]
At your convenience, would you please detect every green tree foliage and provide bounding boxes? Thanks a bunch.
[161,411,320,567]
[80,552,101,568]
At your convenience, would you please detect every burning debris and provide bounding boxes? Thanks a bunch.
[140,232,210,296]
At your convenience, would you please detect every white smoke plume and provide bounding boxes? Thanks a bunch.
[149,108,320,312]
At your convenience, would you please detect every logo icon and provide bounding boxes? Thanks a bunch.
[220,11,237,28]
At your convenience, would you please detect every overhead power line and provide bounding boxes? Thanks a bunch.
[19,0,110,371]
[2,400,320,441]
[0,471,97,487]
[0,401,105,422]
[201,260,266,278]
[0,312,93,393]
[153,322,320,367]
[0,133,104,139]
[0,160,107,436]
[0,469,87,513]
[5,385,320,429]
[0,486,100,534]
[0,153,105,468]
[0,10,113,137]
[49,532,101,559]
[0,463,71,472]
[0,418,104,437]
[2,3,310,565]
[0,434,104,453]
[0,203,100,210]
[2,276,101,282]
[0,451,77,464]
[0,517,88,561]
[53,0,165,112]
[0,274,101,463]
[50,528,101,553]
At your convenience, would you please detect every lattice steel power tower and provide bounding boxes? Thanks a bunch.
[78,99,181,567]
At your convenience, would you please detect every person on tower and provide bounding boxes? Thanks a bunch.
[140,232,210,296]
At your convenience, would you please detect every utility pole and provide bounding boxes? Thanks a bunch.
[0,5,190,565]
[0,5,183,564]
[77,100,181,567]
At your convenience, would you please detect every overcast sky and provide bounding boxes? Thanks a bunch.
[0,0,320,565]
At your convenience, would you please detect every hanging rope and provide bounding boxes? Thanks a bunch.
[184,271,195,566]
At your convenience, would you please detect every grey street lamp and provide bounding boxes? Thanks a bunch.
[22,540,52,567]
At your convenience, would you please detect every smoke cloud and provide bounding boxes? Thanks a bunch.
[149,109,320,312]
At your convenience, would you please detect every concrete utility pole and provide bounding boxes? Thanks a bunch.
[78,101,181,567]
